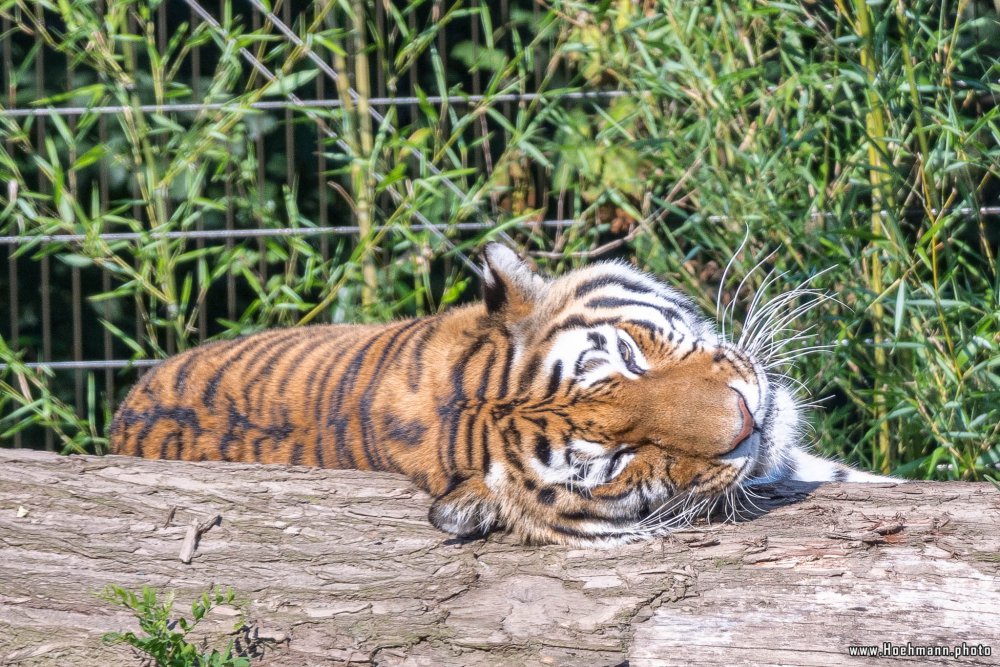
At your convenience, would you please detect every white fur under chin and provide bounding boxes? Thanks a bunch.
[743,384,800,483]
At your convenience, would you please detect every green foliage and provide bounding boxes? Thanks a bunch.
[101,585,249,667]
[0,1,997,479]
[578,0,1000,480]
[0,336,101,452]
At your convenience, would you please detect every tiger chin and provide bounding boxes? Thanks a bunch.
[110,243,895,546]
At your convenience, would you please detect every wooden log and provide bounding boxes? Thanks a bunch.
[0,449,997,666]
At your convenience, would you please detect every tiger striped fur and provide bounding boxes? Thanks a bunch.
[110,244,892,545]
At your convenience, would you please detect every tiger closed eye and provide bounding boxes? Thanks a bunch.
[618,339,631,361]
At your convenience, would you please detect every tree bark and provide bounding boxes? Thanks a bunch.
[0,449,997,667]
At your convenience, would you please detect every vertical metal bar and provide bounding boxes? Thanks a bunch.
[433,0,456,270]
[533,0,552,225]
[470,0,483,175]
[253,5,268,284]
[192,4,207,343]
[430,0,450,277]
[500,0,511,123]
[101,268,114,418]
[159,2,176,357]
[66,42,85,418]
[158,0,167,53]
[126,11,147,377]
[5,247,20,436]
[372,0,390,250]
[281,2,297,320]
[225,168,236,321]
[316,1,330,263]
[561,5,574,228]
[374,0,386,99]
[35,23,53,450]
[408,9,418,104]
[283,1,295,188]
[533,1,543,83]
[220,0,236,323]
[96,0,115,418]
[2,8,20,447]
[488,0,504,214]
[71,267,83,415]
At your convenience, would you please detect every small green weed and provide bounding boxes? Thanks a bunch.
[101,585,250,667]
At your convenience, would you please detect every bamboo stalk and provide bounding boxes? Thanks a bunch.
[352,0,378,308]
[851,0,893,474]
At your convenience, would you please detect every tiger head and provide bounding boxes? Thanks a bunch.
[428,244,804,545]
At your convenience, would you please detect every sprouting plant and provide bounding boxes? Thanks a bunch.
[101,585,250,667]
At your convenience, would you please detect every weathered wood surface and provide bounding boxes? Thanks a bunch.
[0,449,997,667]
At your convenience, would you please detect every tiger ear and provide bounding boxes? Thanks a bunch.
[428,476,500,538]
[481,243,544,319]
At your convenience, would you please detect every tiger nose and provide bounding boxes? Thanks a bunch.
[731,393,754,450]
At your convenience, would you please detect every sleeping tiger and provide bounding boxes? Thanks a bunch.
[110,243,891,545]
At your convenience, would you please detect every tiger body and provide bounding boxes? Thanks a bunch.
[111,244,891,545]
[113,310,528,493]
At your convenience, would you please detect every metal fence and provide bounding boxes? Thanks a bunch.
[1,1,997,452]
[2,0,648,450]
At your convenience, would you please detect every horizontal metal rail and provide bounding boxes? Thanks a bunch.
[705,206,1000,223]
[3,207,997,248]
[0,220,580,245]
[1,359,162,371]
[0,90,633,119]
[0,218,583,372]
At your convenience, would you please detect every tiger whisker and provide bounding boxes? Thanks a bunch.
[795,394,836,410]
[764,343,836,364]
[635,493,692,529]
[764,346,835,368]
[744,299,816,357]
[739,485,768,513]
[740,267,840,354]
[752,323,821,352]
[752,286,846,349]
[739,267,824,347]
[768,373,811,395]
[749,292,834,345]
[743,289,833,357]
[635,491,705,532]
[727,250,781,347]
[717,226,753,343]
[638,497,712,535]
[737,265,788,349]
[755,333,828,366]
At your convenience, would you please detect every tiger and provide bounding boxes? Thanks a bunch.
[110,243,893,545]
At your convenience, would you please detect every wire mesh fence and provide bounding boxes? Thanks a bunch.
[0,0,639,450]
[1,0,998,476]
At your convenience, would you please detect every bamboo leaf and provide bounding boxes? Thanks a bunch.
[261,69,319,97]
